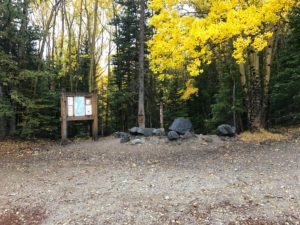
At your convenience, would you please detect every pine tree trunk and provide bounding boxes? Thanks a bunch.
[9,115,16,136]
[138,0,145,128]
[18,0,28,68]
[0,85,6,139]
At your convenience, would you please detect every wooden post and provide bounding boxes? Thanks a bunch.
[61,90,67,141]
[92,92,98,140]
[160,102,164,129]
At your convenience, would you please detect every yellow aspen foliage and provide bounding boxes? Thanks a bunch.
[180,79,199,100]
[148,0,298,99]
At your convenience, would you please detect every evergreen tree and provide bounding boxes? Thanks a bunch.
[108,0,159,132]
[0,0,59,138]
[207,49,245,132]
[269,8,300,126]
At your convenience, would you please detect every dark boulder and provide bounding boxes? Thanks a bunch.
[142,128,155,137]
[129,127,154,136]
[169,117,192,134]
[217,124,236,137]
[129,127,144,135]
[129,127,139,135]
[167,131,180,140]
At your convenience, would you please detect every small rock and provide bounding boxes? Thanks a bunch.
[164,196,170,200]
[131,138,145,145]
[114,132,122,138]
[119,132,130,143]
[176,139,182,145]
[167,131,180,140]
[151,139,160,145]
[217,124,236,137]
[182,131,195,139]
[202,136,213,143]
[60,139,72,146]
[152,128,165,136]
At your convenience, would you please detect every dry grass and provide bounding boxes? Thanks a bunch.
[0,139,55,156]
[239,129,288,143]
[287,126,300,133]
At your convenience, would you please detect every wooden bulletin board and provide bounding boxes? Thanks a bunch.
[61,90,98,141]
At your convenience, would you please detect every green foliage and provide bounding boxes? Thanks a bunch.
[207,58,245,131]
[1,0,300,140]
[108,0,140,131]
[10,70,60,138]
[0,0,60,139]
[269,8,300,125]
[108,0,160,132]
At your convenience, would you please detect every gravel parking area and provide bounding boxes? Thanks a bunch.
[0,135,299,224]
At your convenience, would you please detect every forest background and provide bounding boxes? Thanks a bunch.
[0,0,299,139]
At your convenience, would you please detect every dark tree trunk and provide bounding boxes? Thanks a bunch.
[0,85,6,139]
[247,52,263,130]
[138,0,145,128]
[18,0,28,68]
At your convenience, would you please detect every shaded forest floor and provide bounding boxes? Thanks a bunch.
[0,131,300,225]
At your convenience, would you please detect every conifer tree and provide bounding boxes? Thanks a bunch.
[269,8,300,125]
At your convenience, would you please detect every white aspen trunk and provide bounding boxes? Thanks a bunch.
[39,0,62,62]
[262,34,275,127]
[88,0,99,92]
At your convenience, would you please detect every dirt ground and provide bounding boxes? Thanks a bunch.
[0,134,299,225]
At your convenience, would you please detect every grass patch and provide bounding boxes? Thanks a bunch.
[239,129,288,143]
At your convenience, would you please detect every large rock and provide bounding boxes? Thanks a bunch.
[167,131,180,140]
[169,117,192,134]
[129,127,154,137]
[142,128,154,137]
[128,127,143,135]
[217,124,236,137]
[152,128,165,136]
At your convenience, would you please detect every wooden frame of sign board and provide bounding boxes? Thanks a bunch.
[61,90,98,141]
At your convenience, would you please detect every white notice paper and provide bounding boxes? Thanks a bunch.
[68,106,74,117]
[86,98,92,105]
[67,97,74,106]
[86,105,92,115]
